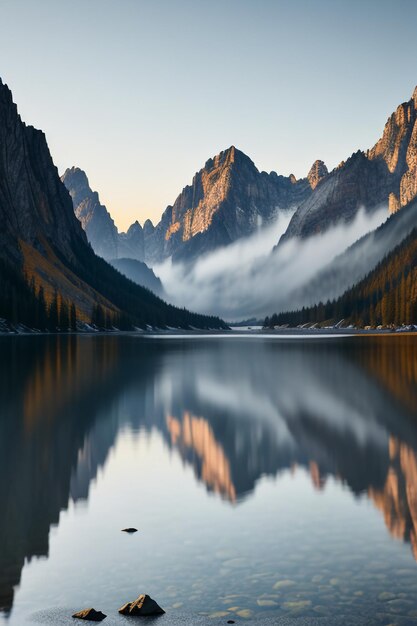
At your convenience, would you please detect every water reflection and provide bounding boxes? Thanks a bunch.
[1,334,417,616]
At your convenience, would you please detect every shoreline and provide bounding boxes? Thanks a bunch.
[1,327,416,338]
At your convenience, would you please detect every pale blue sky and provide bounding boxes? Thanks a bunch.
[1,0,416,230]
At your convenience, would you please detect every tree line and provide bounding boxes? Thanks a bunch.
[0,260,78,331]
[67,238,227,329]
[0,251,227,331]
[264,228,417,328]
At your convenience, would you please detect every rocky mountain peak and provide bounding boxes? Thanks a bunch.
[126,220,143,234]
[144,146,314,264]
[143,219,155,235]
[368,86,417,212]
[283,87,417,241]
[413,85,417,109]
[369,89,417,175]
[61,166,119,260]
[307,160,328,189]
[62,167,91,207]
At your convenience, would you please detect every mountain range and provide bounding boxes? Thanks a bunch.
[1,73,417,327]
[63,149,325,266]
[281,86,417,242]
[64,86,417,272]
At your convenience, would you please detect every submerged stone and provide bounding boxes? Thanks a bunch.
[235,609,253,618]
[378,591,396,601]
[118,594,165,616]
[72,608,107,621]
[257,599,278,607]
[273,579,296,590]
[209,611,229,617]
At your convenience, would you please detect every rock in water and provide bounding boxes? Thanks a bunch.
[72,608,107,621]
[119,594,165,616]
[121,527,138,533]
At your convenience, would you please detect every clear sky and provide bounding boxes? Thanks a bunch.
[1,0,417,231]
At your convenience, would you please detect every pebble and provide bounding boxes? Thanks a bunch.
[273,579,296,590]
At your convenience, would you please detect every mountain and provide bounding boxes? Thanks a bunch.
[323,226,417,327]
[281,86,417,242]
[61,167,119,259]
[109,258,162,295]
[61,167,146,262]
[266,218,417,328]
[286,194,417,311]
[118,220,145,260]
[0,77,226,330]
[144,146,321,264]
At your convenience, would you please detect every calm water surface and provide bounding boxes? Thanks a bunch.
[1,334,417,624]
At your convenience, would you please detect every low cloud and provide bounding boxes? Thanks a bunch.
[154,207,388,321]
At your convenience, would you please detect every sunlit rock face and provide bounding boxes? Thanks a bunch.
[144,146,316,264]
[370,88,417,212]
[307,160,328,190]
[282,86,417,240]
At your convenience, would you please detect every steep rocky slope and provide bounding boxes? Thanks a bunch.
[64,148,322,266]
[62,167,146,262]
[145,146,319,264]
[289,195,417,309]
[0,80,85,266]
[0,78,225,329]
[61,167,119,259]
[282,86,417,242]
[268,218,417,327]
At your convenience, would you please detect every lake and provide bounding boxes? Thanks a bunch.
[1,333,417,625]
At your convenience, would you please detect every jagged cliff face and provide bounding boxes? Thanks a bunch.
[283,87,417,241]
[62,168,146,262]
[145,146,316,264]
[61,167,120,260]
[0,79,118,317]
[61,148,321,266]
[282,151,395,240]
[0,79,86,266]
[369,87,417,213]
[307,159,328,189]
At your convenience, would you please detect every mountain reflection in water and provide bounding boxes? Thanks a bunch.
[1,334,417,617]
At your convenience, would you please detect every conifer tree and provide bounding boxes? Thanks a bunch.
[60,297,70,331]
[49,290,59,330]
[70,302,77,331]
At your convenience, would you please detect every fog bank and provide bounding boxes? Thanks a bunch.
[155,207,388,321]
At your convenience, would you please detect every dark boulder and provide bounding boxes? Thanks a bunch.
[72,608,107,621]
[121,527,138,533]
[119,594,165,616]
